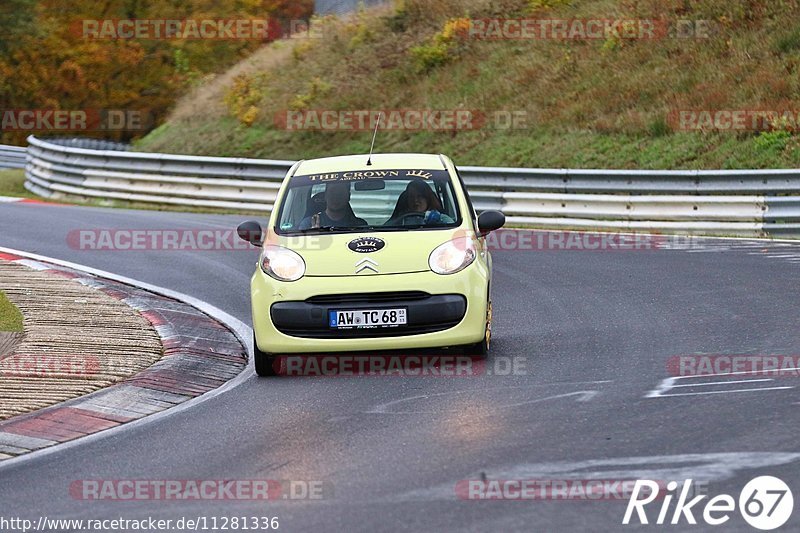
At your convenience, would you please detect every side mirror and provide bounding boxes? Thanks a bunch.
[477,210,505,236]
[237,221,263,247]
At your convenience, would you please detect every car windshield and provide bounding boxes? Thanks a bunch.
[276,168,461,234]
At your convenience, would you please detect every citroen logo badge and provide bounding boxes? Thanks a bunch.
[355,258,379,274]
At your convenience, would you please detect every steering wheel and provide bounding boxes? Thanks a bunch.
[396,212,426,225]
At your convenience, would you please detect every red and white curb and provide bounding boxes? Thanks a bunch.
[0,248,252,464]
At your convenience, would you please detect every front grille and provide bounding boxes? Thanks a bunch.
[305,291,431,305]
[276,321,461,339]
[271,293,467,340]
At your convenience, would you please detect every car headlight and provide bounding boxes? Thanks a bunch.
[429,236,476,275]
[260,245,305,281]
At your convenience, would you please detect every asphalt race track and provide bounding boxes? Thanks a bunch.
[1,202,799,531]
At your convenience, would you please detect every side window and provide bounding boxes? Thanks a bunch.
[454,166,478,225]
[278,185,315,230]
[434,181,456,220]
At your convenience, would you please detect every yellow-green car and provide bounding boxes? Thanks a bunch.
[237,153,505,376]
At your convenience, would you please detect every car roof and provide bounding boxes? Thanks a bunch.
[293,153,447,176]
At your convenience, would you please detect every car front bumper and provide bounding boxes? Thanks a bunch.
[251,265,489,354]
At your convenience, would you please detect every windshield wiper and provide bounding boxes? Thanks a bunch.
[334,225,376,231]
[295,225,334,234]
[379,225,424,231]
[296,225,375,234]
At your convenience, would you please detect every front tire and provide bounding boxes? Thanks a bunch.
[253,333,278,377]
[463,300,491,358]
[463,337,489,358]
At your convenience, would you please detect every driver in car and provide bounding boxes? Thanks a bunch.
[298,181,368,230]
[388,178,455,226]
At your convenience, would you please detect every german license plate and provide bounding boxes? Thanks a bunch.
[329,308,407,329]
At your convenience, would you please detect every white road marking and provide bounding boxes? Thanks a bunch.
[496,390,598,408]
[653,232,800,267]
[390,452,800,502]
[678,366,800,379]
[484,453,800,482]
[651,386,793,398]
[647,376,678,398]
[670,378,774,388]
[368,383,609,414]
[646,368,798,398]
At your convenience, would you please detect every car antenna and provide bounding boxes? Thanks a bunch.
[366,112,382,166]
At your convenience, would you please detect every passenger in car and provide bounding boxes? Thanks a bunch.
[298,181,368,229]
[387,179,455,226]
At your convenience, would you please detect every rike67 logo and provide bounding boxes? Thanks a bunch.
[623,476,793,530]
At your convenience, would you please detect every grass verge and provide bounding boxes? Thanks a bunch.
[0,290,23,332]
[136,0,800,169]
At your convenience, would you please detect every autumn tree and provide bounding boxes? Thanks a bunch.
[0,0,313,144]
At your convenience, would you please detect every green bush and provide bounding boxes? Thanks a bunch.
[409,18,471,72]
[775,26,800,53]
[410,41,452,72]
[224,75,264,126]
[289,77,332,111]
[754,130,791,152]
[649,117,671,137]
[384,6,410,33]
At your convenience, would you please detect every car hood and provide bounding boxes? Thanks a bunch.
[273,228,465,277]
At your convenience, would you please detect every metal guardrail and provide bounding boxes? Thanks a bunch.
[0,145,27,169]
[19,135,800,237]
[38,138,131,151]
